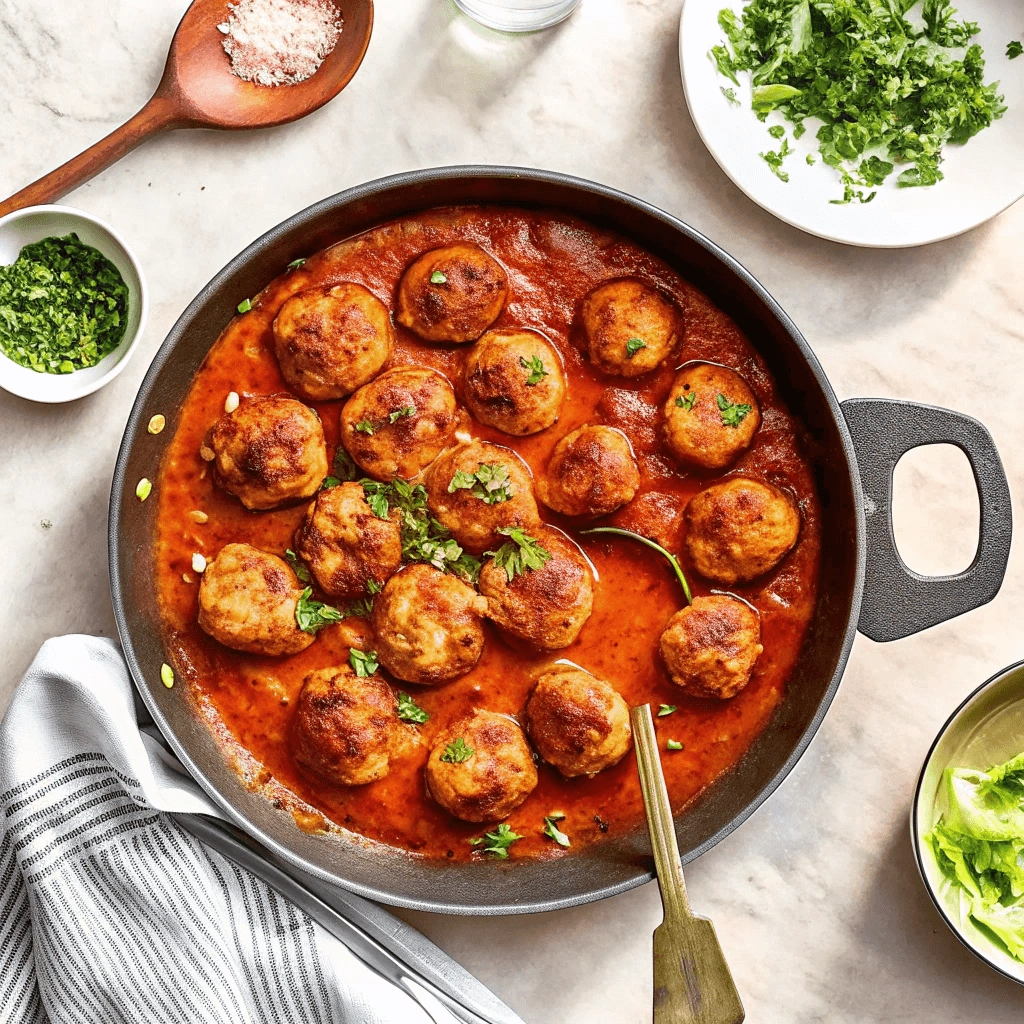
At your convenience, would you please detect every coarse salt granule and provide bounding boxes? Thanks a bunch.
[218,0,343,87]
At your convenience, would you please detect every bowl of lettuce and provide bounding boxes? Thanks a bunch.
[914,659,1024,982]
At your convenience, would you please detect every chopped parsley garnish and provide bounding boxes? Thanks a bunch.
[667,739,683,751]
[485,527,552,583]
[520,354,549,385]
[768,124,785,139]
[287,258,306,270]
[237,298,252,314]
[448,463,514,505]
[396,692,429,724]
[543,813,571,848]
[675,390,697,411]
[430,270,447,285]
[469,823,522,858]
[354,420,375,435]
[760,138,792,182]
[717,393,753,428]
[0,233,129,374]
[713,0,1007,198]
[342,579,380,620]
[322,446,358,489]
[657,704,678,717]
[295,588,343,634]
[440,737,474,764]
[625,337,646,359]
[389,405,416,423]
[285,548,312,583]
[1008,41,1023,60]
[349,648,379,676]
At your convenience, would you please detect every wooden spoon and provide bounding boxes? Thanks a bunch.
[632,704,745,1024]
[0,0,373,219]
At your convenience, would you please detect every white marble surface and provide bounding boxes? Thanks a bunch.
[1,1,1023,1020]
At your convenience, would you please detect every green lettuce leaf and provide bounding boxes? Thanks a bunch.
[945,752,1024,841]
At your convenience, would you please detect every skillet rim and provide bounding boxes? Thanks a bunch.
[109,165,866,914]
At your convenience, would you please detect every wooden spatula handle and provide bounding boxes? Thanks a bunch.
[0,95,182,219]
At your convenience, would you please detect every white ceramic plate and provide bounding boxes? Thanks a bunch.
[680,0,1024,247]
[913,660,1024,985]
[0,206,148,403]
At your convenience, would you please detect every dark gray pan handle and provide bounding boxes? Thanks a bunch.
[841,398,1012,643]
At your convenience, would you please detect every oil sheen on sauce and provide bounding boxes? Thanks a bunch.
[153,206,821,862]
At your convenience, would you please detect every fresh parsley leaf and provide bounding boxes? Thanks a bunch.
[519,354,549,386]
[287,258,307,270]
[469,823,522,859]
[389,405,416,424]
[675,391,697,411]
[485,527,552,583]
[667,739,683,751]
[295,588,343,634]
[657,704,677,717]
[354,420,375,435]
[543,813,571,848]
[349,648,379,677]
[625,337,646,359]
[341,580,380,620]
[285,548,312,583]
[717,393,752,428]
[430,270,447,284]
[396,692,429,724]
[1009,41,1023,60]
[447,463,514,505]
[237,298,252,314]
[440,737,474,764]
[768,124,785,139]
[332,447,358,482]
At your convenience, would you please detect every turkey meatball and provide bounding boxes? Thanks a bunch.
[272,282,393,401]
[525,666,632,777]
[204,394,328,511]
[664,363,760,470]
[684,477,800,585]
[659,595,763,699]
[536,424,640,518]
[371,564,488,685]
[478,526,594,650]
[425,710,538,823]
[463,329,566,435]
[294,482,402,599]
[581,279,679,377]
[424,440,540,555]
[340,366,461,481]
[291,666,413,786]
[396,244,508,344]
[198,543,314,656]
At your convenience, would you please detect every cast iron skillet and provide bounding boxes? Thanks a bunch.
[109,167,1013,915]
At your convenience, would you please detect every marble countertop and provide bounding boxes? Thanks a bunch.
[2,0,1023,1020]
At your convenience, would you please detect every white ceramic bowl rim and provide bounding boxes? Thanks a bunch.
[0,204,149,403]
[911,657,1024,985]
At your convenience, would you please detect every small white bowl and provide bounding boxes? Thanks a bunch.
[0,205,148,403]
[913,660,1024,984]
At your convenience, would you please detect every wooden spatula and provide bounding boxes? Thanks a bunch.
[631,704,745,1024]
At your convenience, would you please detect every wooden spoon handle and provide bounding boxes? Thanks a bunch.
[0,95,183,219]
[632,703,691,921]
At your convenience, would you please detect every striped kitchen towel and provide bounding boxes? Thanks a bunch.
[0,635,430,1024]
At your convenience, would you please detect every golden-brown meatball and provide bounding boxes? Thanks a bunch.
[478,526,594,650]
[525,666,632,777]
[463,329,566,435]
[396,244,508,344]
[291,666,413,786]
[536,424,640,518]
[198,543,314,656]
[371,564,488,685]
[424,440,540,555]
[659,595,763,699]
[663,363,760,470]
[425,709,538,823]
[272,283,393,401]
[340,366,461,481]
[684,477,800,584]
[204,394,328,511]
[581,279,679,377]
[294,482,402,600]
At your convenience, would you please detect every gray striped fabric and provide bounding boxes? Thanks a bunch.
[0,637,428,1024]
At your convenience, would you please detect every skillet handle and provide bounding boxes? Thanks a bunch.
[841,398,1012,643]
